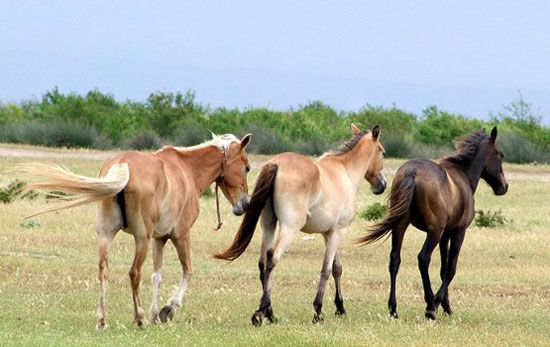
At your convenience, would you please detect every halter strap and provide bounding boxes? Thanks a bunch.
[213,145,228,231]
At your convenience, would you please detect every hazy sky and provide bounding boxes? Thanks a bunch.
[2,1,549,121]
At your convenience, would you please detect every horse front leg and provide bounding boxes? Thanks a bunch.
[312,230,343,323]
[159,231,192,323]
[332,252,346,316]
[149,237,167,323]
[434,230,465,315]
[418,231,442,320]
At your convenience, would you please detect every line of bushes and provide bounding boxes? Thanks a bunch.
[1,88,549,163]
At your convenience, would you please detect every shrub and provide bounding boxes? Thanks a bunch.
[123,130,163,150]
[0,120,112,149]
[201,185,215,198]
[474,209,510,228]
[383,134,412,158]
[172,123,209,147]
[0,180,38,203]
[45,121,112,149]
[359,202,388,221]
[238,123,291,154]
[498,131,550,164]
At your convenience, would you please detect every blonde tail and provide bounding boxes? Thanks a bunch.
[15,162,130,219]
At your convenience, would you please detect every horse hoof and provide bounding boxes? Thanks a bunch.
[389,311,399,319]
[425,310,437,320]
[335,308,346,316]
[159,305,175,323]
[96,319,106,331]
[134,319,148,328]
[443,307,453,315]
[251,311,264,326]
[312,313,324,324]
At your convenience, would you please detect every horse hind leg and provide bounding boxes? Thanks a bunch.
[252,203,277,326]
[388,220,408,319]
[95,200,122,330]
[252,220,299,326]
[159,230,192,323]
[128,217,152,327]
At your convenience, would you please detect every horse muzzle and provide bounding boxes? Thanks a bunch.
[494,182,508,196]
[232,195,249,216]
[371,173,387,195]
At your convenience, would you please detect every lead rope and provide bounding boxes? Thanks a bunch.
[213,146,228,231]
[213,182,223,231]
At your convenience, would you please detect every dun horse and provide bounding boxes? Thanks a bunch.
[358,127,508,319]
[215,124,386,325]
[18,133,252,329]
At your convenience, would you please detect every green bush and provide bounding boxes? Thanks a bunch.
[2,88,550,163]
[474,209,510,228]
[173,123,209,147]
[359,202,388,221]
[416,106,486,146]
[123,130,163,150]
[383,134,412,158]
[498,131,550,164]
[0,180,38,204]
[238,123,291,154]
[0,120,110,149]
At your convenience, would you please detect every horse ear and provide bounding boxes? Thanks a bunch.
[240,133,252,150]
[350,123,361,136]
[490,126,498,142]
[372,125,380,140]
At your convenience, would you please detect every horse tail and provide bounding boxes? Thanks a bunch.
[357,169,416,245]
[16,162,130,219]
[214,163,279,261]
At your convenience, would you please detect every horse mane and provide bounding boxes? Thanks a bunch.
[441,130,489,166]
[324,130,370,157]
[155,134,239,154]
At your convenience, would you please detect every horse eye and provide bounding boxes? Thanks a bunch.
[245,166,251,172]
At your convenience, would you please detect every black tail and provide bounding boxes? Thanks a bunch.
[214,163,279,261]
[357,169,416,244]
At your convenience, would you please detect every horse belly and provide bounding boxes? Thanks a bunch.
[301,205,343,234]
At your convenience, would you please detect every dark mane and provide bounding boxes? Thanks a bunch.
[441,130,489,166]
[327,130,370,156]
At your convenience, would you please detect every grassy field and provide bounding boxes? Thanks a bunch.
[0,146,549,346]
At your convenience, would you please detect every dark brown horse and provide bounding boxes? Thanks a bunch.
[358,127,508,320]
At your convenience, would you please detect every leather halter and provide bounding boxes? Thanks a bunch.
[213,145,228,231]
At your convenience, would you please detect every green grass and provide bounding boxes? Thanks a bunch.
[0,149,549,346]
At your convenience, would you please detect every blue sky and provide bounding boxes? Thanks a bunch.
[1,1,549,121]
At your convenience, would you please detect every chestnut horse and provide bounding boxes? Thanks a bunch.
[358,127,508,319]
[18,133,252,329]
[215,124,386,325]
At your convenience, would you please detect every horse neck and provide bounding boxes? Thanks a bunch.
[177,146,224,194]
[456,149,487,193]
[331,143,372,188]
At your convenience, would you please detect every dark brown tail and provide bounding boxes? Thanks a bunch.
[357,169,416,244]
[214,163,279,261]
